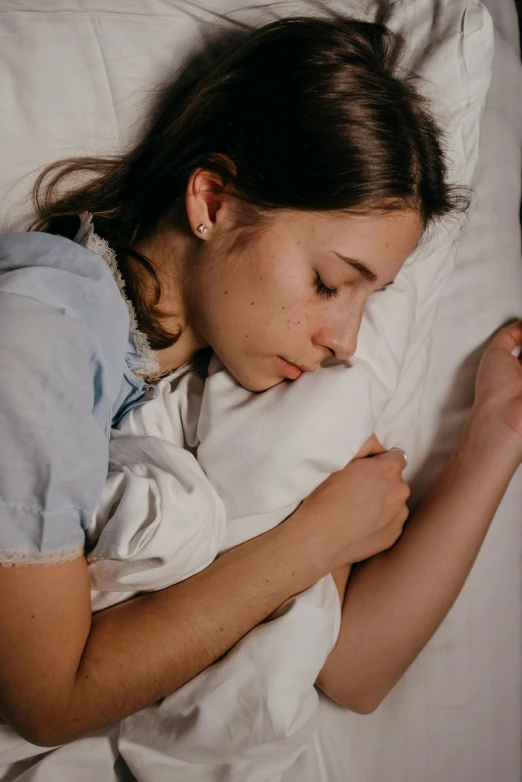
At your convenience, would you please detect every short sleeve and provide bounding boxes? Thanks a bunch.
[0,232,129,566]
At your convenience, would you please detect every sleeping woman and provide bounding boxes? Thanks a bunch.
[1,16,522,748]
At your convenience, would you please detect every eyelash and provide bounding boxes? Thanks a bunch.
[314,273,389,299]
[314,274,339,299]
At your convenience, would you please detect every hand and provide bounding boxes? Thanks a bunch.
[291,434,410,572]
[471,320,522,462]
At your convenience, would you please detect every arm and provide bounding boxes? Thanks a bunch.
[0,454,410,748]
[0,243,411,746]
[0,282,325,747]
[329,564,352,605]
[0,519,323,748]
[317,323,522,714]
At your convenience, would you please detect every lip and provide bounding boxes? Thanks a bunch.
[278,357,303,379]
[278,357,317,379]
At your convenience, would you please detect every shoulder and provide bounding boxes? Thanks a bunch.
[0,231,128,322]
[0,231,129,359]
[0,230,110,277]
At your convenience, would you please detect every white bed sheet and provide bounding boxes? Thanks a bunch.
[0,1,520,780]
[295,2,522,780]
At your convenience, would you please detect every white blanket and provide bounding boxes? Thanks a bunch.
[82,264,431,782]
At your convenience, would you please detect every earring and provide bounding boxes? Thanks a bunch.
[197,224,208,234]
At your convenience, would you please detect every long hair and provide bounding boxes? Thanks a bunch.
[30,16,470,350]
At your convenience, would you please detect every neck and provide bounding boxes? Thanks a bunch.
[135,227,209,373]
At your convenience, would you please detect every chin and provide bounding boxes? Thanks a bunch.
[231,368,283,393]
[242,377,283,393]
[221,353,284,393]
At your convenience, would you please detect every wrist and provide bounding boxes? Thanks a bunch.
[458,404,522,474]
[279,505,332,582]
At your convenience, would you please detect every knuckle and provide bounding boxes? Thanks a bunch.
[391,457,404,475]
[386,529,401,548]
[387,456,399,471]
[394,525,403,541]
[382,460,399,478]
[388,460,404,480]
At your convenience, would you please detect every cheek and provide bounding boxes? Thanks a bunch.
[264,281,315,341]
[195,241,315,347]
[195,268,273,347]
[232,257,309,335]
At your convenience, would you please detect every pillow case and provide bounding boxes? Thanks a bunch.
[0,0,493,492]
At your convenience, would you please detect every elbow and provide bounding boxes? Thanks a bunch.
[10,719,64,749]
[316,673,386,715]
[345,694,385,715]
[5,707,74,749]
[330,690,385,715]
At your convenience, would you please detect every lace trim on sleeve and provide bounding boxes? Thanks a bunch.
[78,212,161,379]
[0,541,85,567]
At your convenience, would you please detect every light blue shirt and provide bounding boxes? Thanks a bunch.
[0,230,159,565]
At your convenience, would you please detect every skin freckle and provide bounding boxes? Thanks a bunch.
[282,306,286,310]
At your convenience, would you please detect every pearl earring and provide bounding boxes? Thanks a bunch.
[197,224,208,234]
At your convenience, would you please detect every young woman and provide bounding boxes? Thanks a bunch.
[0,16,521,750]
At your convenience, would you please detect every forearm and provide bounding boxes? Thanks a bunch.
[42,521,323,746]
[319,412,521,713]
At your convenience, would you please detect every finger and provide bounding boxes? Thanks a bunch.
[389,447,408,469]
[354,434,386,460]
[395,504,410,526]
[490,320,522,353]
[382,518,405,550]
[375,447,408,471]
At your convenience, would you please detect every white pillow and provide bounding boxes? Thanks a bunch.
[194,1,495,524]
[0,0,493,489]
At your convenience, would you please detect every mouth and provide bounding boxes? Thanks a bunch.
[278,357,317,379]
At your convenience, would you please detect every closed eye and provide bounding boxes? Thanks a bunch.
[314,273,339,299]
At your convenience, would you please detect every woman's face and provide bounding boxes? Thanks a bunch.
[184,207,424,392]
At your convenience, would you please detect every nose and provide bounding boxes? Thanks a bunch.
[325,332,358,361]
[314,306,363,361]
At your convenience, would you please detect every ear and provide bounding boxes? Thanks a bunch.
[185,155,237,238]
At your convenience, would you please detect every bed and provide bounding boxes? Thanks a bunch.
[311,4,522,779]
[0,1,521,781]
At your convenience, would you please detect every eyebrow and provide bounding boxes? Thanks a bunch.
[333,252,379,283]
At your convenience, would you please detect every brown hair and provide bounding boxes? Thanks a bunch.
[30,16,470,350]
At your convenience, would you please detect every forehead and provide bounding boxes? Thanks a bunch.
[273,208,424,265]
